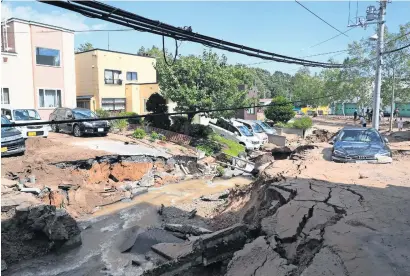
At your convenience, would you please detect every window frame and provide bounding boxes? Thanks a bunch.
[126,71,138,81]
[101,98,126,111]
[1,88,10,104]
[38,88,62,109]
[104,69,122,85]
[35,47,61,67]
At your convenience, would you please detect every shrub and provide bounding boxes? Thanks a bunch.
[145,93,171,130]
[120,111,141,125]
[170,116,189,133]
[216,166,225,176]
[292,117,313,130]
[188,124,213,138]
[212,134,245,157]
[95,108,110,118]
[150,131,160,141]
[264,96,295,124]
[133,128,146,139]
[111,118,128,131]
[159,134,166,141]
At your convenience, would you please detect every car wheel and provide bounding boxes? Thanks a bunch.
[51,123,59,133]
[73,124,82,137]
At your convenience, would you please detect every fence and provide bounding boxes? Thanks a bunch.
[141,125,193,146]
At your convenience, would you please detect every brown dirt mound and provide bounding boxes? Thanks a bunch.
[306,129,335,143]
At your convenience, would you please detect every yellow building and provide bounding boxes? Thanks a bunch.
[75,49,159,114]
[301,106,330,116]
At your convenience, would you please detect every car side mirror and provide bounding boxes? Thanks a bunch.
[234,131,240,136]
[384,137,389,144]
[6,115,11,120]
[329,138,335,145]
[67,113,73,119]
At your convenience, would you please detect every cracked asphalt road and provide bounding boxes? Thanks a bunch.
[226,142,410,276]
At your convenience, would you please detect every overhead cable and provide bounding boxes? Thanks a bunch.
[38,0,345,68]
[295,0,348,37]
[383,43,410,55]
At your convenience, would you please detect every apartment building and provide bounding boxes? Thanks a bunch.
[1,18,76,119]
[75,49,159,114]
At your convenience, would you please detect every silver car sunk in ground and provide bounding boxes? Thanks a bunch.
[330,127,392,163]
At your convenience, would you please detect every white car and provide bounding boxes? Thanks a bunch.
[209,118,261,151]
[1,106,49,138]
[254,120,277,135]
[233,119,269,144]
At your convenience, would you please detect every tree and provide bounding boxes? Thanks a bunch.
[264,96,295,124]
[145,93,171,130]
[155,50,249,134]
[76,42,94,53]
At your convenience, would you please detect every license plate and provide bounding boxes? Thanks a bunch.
[1,147,7,152]
[355,160,368,164]
[28,132,37,136]
[98,128,104,132]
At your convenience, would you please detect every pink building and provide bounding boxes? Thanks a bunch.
[1,18,76,119]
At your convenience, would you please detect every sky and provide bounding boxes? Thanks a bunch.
[2,1,410,74]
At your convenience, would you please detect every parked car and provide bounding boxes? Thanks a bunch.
[49,108,110,137]
[383,110,391,117]
[209,118,261,150]
[253,120,277,135]
[1,106,49,138]
[233,119,268,144]
[330,127,392,163]
[1,115,26,156]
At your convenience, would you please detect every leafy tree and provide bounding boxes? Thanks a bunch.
[155,50,249,134]
[145,93,171,130]
[264,96,295,124]
[76,42,94,53]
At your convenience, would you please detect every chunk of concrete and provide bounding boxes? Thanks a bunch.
[261,201,315,241]
[151,242,195,260]
[300,247,347,276]
[303,203,337,235]
[226,236,296,276]
[20,188,41,195]
[164,224,213,236]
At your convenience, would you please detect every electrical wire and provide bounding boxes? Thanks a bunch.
[295,0,348,37]
[309,28,354,49]
[1,92,342,128]
[383,43,410,55]
[162,35,178,66]
[37,0,345,68]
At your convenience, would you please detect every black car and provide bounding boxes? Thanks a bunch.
[330,127,392,163]
[1,115,25,156]
[49,108,110,137]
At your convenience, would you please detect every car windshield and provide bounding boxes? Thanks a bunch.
[259,122,272,130]
[252,123,263,133]
[13,109,41,121]
[339,129,381,143]
[1,116,13,131]
[72,109,98,119]
[238,126,253,137]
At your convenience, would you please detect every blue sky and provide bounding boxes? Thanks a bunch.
[3,1,410,74]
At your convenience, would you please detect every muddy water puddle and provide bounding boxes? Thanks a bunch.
[92,176,253,217]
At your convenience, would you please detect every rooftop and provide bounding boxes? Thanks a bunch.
[3,18,74,33]
[75,48,156,59]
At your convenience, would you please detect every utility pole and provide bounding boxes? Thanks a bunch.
[389,68,395,132]
[372,0,387,130]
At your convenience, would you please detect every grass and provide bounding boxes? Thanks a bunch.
[212,134,245,157]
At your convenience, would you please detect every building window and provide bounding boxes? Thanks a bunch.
[101,98,126,111]
[104,69,122,85]
[39,89,61,108]
[36,47,60,66]
[1,88,10,104]
[126,72,138,81]
[77,100,90,109]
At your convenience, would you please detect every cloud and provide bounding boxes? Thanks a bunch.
[1,3,106,31]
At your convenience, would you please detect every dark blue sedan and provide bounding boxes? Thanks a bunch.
[330,127,392,163]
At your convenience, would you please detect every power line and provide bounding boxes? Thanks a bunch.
[37,0,344,68]
[309,28,354,49]
[383,43,410,55]
[1,92,342,128]
[295,0,348,38]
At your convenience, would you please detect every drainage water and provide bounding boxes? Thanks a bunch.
[4,176,253,276]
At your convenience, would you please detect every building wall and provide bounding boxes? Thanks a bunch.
[139,83,159,114]
[62,31,76,109]
[1,22,35,111]
[95,50,157,103]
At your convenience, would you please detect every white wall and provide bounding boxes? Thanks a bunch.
[1,22,34,108]
[62,31,76,108]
